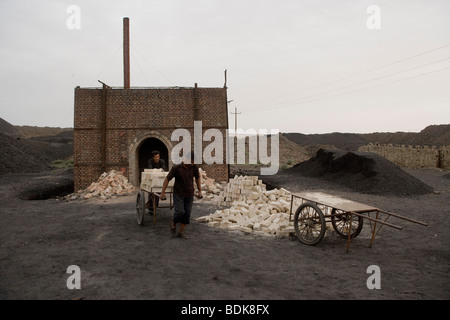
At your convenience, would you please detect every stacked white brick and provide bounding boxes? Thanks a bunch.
[213,175,265,207]
[140,168,174,192]
[197,176,296,238]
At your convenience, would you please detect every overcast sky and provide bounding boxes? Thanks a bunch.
[0,0,449,134]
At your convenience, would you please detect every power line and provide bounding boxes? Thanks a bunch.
[130,44,175,86]
[246,56,450,111]
[57,108,74,128]
[89,43,123,87]
[130,47,151,86]
[254,65,450,113]
[240,43,450,108]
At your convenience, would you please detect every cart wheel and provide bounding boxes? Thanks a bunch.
[136,190,146,225]
[331,209,364,239]
[294,202,326,245]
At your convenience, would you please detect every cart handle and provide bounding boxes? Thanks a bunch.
[155,193,203,201]
[152,193,165,200]
[350,211,403,230]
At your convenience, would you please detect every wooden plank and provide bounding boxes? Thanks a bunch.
[292,192,378,212]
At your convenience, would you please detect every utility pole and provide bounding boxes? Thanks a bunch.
[230,104,241,134]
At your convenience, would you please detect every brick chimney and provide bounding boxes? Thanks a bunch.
[123,17,130,89]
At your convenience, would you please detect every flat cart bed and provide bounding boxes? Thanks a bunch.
[291,192,378,213]
[289,192,427,252]
[136,186,173,226]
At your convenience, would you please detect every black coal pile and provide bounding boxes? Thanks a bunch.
[0,133,53,174]
[0,129,73,175]
[18,169,74,200]
[280,148,433,196]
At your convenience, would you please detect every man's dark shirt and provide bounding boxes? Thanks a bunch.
[166,164,199,197]
[148,158,167,171]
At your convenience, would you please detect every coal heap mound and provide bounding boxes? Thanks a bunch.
[0,133,53,174]
[18,169,74,200]
[286,148,433,196]
[0,129,73,175]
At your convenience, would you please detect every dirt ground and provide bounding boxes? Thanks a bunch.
[0,167,449,302]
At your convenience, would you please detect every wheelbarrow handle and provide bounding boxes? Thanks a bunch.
[156,193,202,200]
[153,193,164,200]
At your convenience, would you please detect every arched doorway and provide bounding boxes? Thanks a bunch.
[128,131,173,187]
[138,138,169,182]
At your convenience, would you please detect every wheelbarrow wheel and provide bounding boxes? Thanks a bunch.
[136,190,146,225]
[294,202,326,245]
[331,209,363,239]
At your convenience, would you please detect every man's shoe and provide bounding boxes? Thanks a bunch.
[170,223,177,237]
[177,232,189,239]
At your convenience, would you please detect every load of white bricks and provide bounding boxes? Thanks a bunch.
[141,167,225,199]
[67,170,136,201]
[197,175,296,238]
[140,168,174,192]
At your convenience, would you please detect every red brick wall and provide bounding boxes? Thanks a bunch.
[74,86,229,190]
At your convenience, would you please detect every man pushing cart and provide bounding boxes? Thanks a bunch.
[136,152,202,239]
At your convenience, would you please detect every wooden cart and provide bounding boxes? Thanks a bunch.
[136,185,173,226]
[289,192,428,252]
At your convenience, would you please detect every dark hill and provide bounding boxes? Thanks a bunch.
[0,118,73,175]
[282,132,368,151]
[284,124,450,151]
[0,133,53,174]
[360,124,450,147]
[0,118,23,139]
[283,148,433,196]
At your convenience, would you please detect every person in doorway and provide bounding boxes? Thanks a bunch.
[146,150,167,213]
[148,150,167,171]
[160,151,202,239]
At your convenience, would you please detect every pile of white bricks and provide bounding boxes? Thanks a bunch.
[67,170,136,201]
[197,176,296,238]
[213,175,265,207]
[195,168,225,200]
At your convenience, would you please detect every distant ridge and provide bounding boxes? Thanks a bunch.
[14,125,72,139]
[0,118,23,139]
[0,118,73,174]
[1,116,448,175]
[0,118,72,139]
[283,124,450,151]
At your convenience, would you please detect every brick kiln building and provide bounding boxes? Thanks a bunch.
[73,18,229,191]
